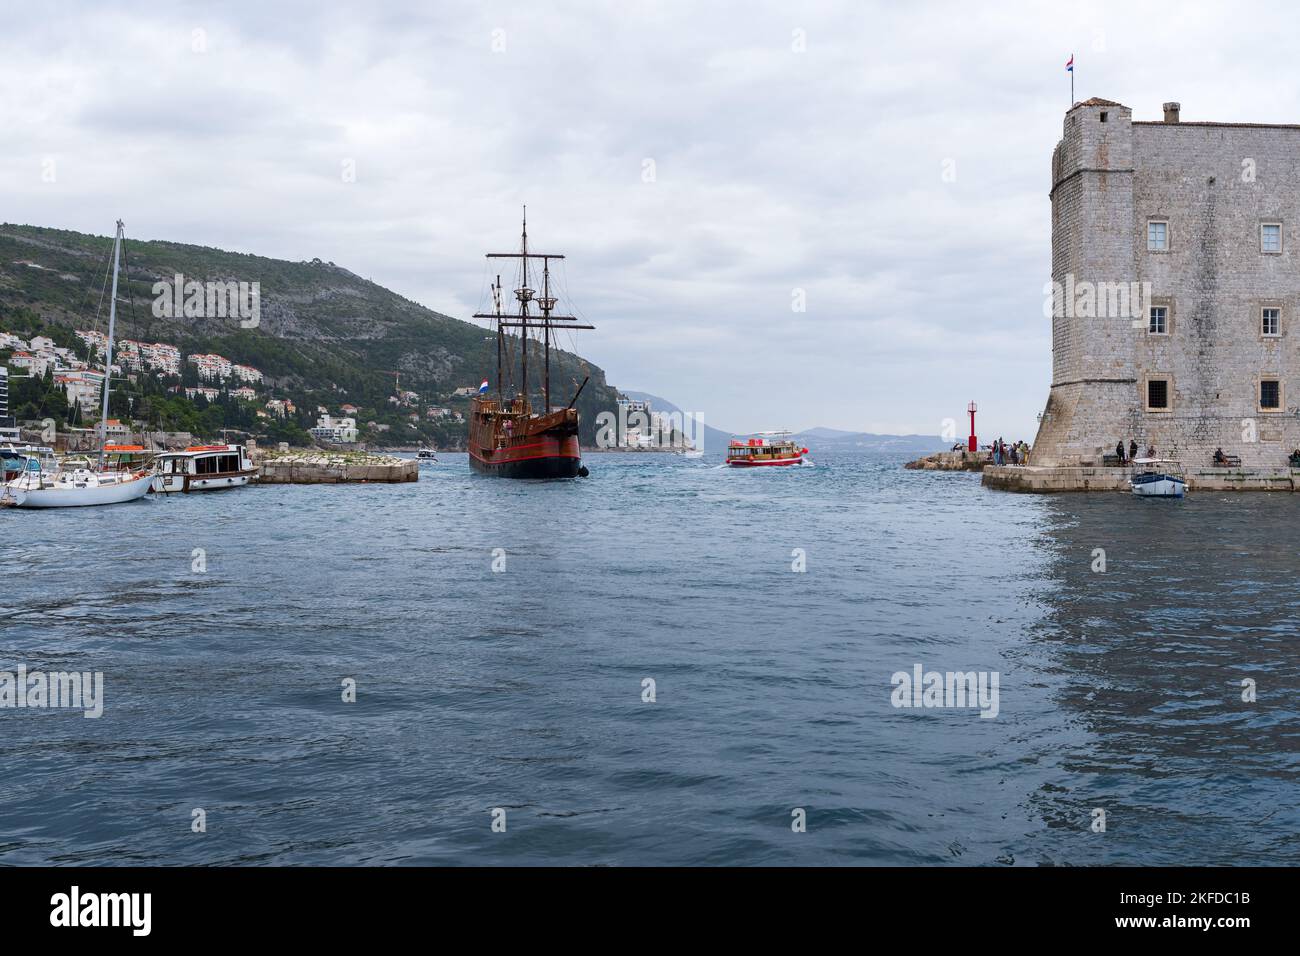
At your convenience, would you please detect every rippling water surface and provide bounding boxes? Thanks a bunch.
[2,451,1297,865]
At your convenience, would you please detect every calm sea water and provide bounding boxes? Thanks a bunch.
[1,451,1297,866]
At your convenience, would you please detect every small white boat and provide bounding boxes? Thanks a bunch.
[416,447,439,462]
[152,444,259,493]
[1130,458,1186,498]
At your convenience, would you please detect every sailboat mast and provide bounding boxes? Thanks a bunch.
[495,274,503,401]
[519,207,528,404]
[542,256,551,413]
[98,220,123,470]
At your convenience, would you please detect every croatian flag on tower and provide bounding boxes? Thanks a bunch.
[479,379,489,394]
[1065,54,1073,72]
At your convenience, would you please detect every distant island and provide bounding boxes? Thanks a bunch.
[620,391,946,455]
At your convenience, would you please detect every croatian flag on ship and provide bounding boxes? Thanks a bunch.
[478,379,489,394]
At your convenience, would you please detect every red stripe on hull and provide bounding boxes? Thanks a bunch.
[469,435,580,465]
[469,434,583,477]
[726,457,806,467]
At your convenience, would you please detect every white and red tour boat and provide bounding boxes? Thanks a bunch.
[725,432,811,467]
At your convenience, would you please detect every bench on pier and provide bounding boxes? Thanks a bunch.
[1213,454,1242,467]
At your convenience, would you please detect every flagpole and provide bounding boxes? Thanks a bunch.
[1070,53,1074,105]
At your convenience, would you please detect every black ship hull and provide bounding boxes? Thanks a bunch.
[468,452,583,479]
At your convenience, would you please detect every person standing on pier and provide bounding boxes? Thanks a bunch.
[1116,439,1126,464]
[1129,439,1138,461]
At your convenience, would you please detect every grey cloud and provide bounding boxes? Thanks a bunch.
[1,0,1289,434]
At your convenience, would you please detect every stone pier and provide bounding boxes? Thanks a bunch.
[903,450,989,472]
[983,464,1300,493]
[256,451,418,484]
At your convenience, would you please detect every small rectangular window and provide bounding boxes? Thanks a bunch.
[1147,221,1168,251]
[1262,223,1282,253]
[1149,306,1168,334]
[1263,307,1281,336]
[1261,379,1281,409]
[1147,379,1169,410]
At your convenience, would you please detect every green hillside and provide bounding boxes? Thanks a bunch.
[0,223,620,447]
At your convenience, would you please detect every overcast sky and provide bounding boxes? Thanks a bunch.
[2,1,1296,435]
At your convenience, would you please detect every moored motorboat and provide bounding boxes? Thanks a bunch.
[1130,458,1186,497]
[152,444,258,493]
[1,444,56,483]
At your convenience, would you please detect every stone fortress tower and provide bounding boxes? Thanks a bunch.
[1031,98,1300,467]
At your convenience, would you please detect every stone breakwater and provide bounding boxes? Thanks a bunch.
[904,450,989,472]
[255,450,418,484]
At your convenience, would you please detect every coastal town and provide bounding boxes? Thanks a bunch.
[0,323,473,453]
[0,214,705,500]
[1,316,701,456]
[0,312,701,498]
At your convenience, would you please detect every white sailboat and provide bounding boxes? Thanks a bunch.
[3,221,153,508]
